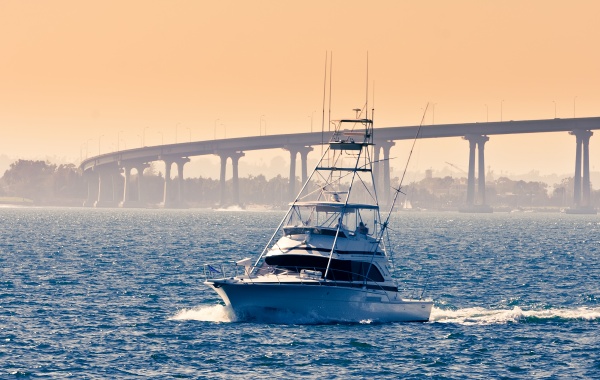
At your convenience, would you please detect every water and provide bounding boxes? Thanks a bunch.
[1,207,599,379]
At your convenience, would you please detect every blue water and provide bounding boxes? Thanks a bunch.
[1,207,599,379]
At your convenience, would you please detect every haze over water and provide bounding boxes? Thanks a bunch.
[1,207,599,378]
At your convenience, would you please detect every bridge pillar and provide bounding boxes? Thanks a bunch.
[285,146,313,199]
[217,151,245,207]
[160,157,189,208]
[83,170,98,207]
[583,133,591,206]
[373,145,381,194]
[120,166,132,207]
[298,146,314,184]
[466,137,476,205]
[94,165,120,208]
[95,168,106,207]
[567,130,595,213]
[477,135,489,206]
[219,154,228,206]
[371,141,394,206]
[118,163,150,208]
[283,146,299,199]
[461,134,492,213]
[231,152,245,205]
[161,159,173,208]
[174,158,190,208]
[135,164,149,204]
[380,141,395,206]
[286,148,299,199]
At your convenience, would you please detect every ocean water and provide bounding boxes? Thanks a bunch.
[1,207,599,379]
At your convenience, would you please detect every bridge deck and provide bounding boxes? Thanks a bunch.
[80,117,600,171]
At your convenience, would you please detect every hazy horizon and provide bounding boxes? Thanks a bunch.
[2,1,600,177]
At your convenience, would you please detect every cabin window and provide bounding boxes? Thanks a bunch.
[264,255,385,283]
[326,260,385,283]
[350,261,385,282]
[284,205,379,238]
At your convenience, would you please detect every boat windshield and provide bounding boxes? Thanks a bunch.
[284,203,378,236]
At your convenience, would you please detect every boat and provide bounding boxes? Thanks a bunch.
[204,112,433,323]
[399,198,420,212]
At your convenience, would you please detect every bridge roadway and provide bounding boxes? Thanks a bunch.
[79,116,600,211]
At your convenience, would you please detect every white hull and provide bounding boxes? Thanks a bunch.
[206,279,432,323]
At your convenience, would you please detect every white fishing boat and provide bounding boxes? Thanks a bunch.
[204,112,433,322]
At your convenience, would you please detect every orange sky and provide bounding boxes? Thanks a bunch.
[1,0,599,176]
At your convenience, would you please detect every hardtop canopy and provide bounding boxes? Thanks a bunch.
[290,201,379,211]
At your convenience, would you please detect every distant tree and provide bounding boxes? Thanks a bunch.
[1,160,56,203]
[53,163,87,200]
[550,177,574,207]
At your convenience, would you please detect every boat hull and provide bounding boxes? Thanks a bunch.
[205,279,432,323]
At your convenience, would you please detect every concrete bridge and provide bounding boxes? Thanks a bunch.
[79,116,600,212]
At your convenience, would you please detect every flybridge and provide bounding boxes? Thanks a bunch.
[339,118,372,123]
[290,201,379,210]
[329,118,374,150]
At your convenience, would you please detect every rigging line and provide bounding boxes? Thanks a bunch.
[252,143,331,271]
[324,137,366,279]
[397,103,429,194]
[353,171,377,204]
[377,103,429,264]
[299,185,322,201]
[327,52,333,167]
[420,271,431,300]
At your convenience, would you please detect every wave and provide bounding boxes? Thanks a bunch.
[430,306,600,325]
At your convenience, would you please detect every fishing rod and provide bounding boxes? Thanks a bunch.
[381,103,430,230]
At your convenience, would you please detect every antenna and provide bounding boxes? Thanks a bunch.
[372,80,375,118]
[328,52,333,132]
[321,51,328,154]
[365,52,369,120]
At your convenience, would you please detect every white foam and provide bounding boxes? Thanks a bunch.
[170,304,600,325]
[430,306,600,325]
[170,304,235,322]
[214,205,245,212]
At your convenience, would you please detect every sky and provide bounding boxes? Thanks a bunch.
[1,0,600,179]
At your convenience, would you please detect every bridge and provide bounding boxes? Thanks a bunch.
[79,116,600,213]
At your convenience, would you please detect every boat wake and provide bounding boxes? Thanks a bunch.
[170,304,382,324]
[430,306,600,325]
[170,304,235,322]
[170,305,600,325]
[214,205,245,212]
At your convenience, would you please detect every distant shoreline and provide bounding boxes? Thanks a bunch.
[0,197,34,206]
